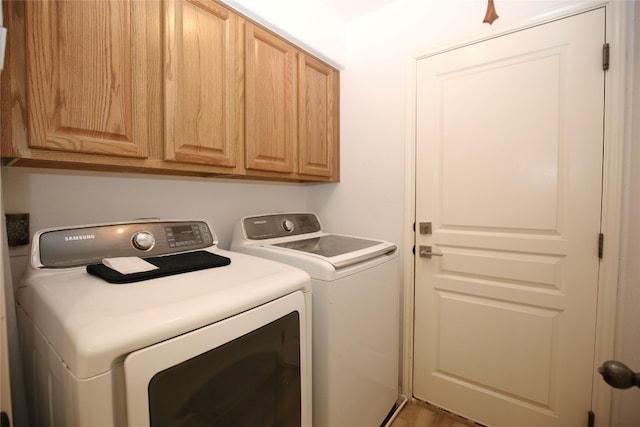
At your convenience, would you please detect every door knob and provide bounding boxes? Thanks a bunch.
[419,246,443,258]
[598,360,640,389]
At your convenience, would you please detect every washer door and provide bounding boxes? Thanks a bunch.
[124,291,310,426]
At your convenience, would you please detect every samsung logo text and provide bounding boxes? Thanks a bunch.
[64,234,96,242]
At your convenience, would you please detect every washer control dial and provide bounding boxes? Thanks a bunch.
[282,219,295,233]
[132,231,155,251]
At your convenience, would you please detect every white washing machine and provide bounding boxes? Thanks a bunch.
[231,213,401,427]
[15,219,312,427]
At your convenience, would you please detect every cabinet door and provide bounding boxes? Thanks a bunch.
[245,23,296,173]
[164,0,241,167]
[298,55,339,178]
[26,0,149,158]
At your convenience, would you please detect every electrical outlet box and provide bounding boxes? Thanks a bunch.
[6,213,29,246]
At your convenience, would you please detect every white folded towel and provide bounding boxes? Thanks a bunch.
[102,257,159,275]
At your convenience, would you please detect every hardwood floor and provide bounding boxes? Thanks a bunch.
[389,401,480,427]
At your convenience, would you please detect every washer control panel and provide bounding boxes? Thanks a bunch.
[37,220,216,268]
[243,213,322,240]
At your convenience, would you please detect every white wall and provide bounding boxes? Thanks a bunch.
[0,172,10,425]
[220,0,348,67]
[1,167,312,284]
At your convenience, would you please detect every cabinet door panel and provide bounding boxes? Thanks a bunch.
[245,23,296,173]
[26,0,148,158]
[298,55,338,177]
[164,0,241,167]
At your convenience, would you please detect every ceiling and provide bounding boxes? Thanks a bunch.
[320,0,399,20]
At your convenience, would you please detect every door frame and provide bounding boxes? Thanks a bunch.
[402,2,633,425]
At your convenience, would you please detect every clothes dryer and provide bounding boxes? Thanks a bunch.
[15,219,312,427]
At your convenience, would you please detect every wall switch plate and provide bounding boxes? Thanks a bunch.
[6,213,29,246]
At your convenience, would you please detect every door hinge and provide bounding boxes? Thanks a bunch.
[602,43,610,71]
[598,233,604,259]
[588,410,595,427]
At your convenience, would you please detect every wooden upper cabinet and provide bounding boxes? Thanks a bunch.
[164,0,242,167]
[298,54,339,177]
[4,0,339,181]
[244,23,339,180]
[26,0,149,158]
[244,22,296,173]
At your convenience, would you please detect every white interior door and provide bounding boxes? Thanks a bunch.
[413,9,605,427]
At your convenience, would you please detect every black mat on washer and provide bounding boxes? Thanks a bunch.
[87,250,231,284]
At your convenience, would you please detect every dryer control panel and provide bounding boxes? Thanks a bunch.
[243,213,322,240]
[36,220,215,268]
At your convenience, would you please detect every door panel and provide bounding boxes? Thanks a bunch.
[440,53,563,232]
[414,9,605,426]
[437,293,556,404]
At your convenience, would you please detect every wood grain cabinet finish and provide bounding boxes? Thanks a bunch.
[164,0,242,168]
[245,23,340,180]
[26,0,150,158]
[298,54,339,178]
[244,22,296,174]
[2,0,339,182]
